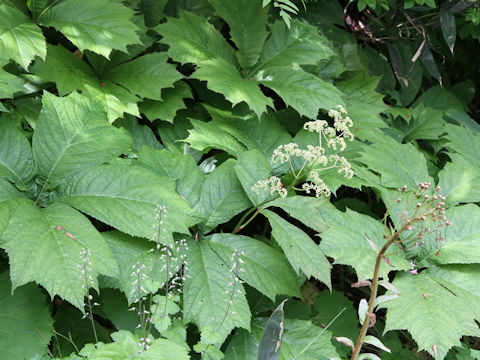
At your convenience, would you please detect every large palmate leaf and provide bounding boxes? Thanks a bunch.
[103,53,182,101]
[137,146,204,207]
[100,231,181,303]
[318,207,411,281]
[0,271,53,360]
[157,10,236,65]
[420,204,480,266]
[58,164,194,238]
[380,272,480,359]
[256,66,343,118]
[254,20,334,72]
[0,4,46,68]
[2,202,118,309]
[193,57,273,118]
[437,154,480,207]
[445,123,480,167]
[234,150,274,206]
[358,132,433,189]
[32,92,132,190]
[0,180,30,237]
[210,0,268,69]
[0,121,36,189]
[38,0,140,58]
[194,159,251,233]
[183,240,251,344]
[209,233,300,300]
[262,209,331,287]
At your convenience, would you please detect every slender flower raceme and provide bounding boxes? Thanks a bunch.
[78,248,99,346]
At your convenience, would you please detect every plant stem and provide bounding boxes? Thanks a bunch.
[350,219,416,360]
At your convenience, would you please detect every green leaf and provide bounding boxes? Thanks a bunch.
[100,231,181,303]
[262,209,331,288]
[440,10,456,54]
[437,154,480,207]
[183,240,251,344]
[445,124,480,168]
[255,20,334,72]
[277,319,338,360]
[82,81,141,123]
[420,45,442,85]
[30,44,98,96]
[194,159,251,233]
[211,0,268,69]
[115,116,162,152]
[0,271,53,360]
[336,75,388,137]
[79,330,139,359]
[99,288,139,333]
[268,195,331,233]
[138,338,190,360]
[27,0,55,20]
[137,146,204,207]
[185,118,247,157]
[234,150,274,206]
[140,81,192,123]
[2,202,118,309]
[380,272,480,359]
[0,121,36,189]
[224,328,259,360]
[58,164,194,238]
[194,57,273,118]
[256,66,343,118]
[0,4,46,68]
[140,0,167,27]
[104,53,183,101]
[257,300,286,360]
[157,10,236,65]
[358,132,432,189]
[38,0,140,58]
[318,207,411,281]
[209,233,300,300]
[0,64,25,98]
[421,204,480,266]
[32,92,132,190]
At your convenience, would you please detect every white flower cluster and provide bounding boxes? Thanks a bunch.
[251,176,288,198]
[272,143,327,164]
[302,171,331,197]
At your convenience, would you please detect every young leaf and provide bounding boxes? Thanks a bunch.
[0,4,46,68]
[318,207,411,281]
[183,240,251,344]
[0,121,36,189]
[104,53,183,101]
[0,271,53,360]
[379,272,480,359]
[210,0,268,69]
[194,159,251,233]
[157,10,236,65]
[209,233,301,300]
[137,146,204,207]
[235,150,274,206]
[262,209,332,288]
[32,92,132,190]
[58,164,194,238]
[256,66,343,118]
[38,0,140,58]
[2,202,118,309]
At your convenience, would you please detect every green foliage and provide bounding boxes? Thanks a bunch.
[0,0,479,359]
